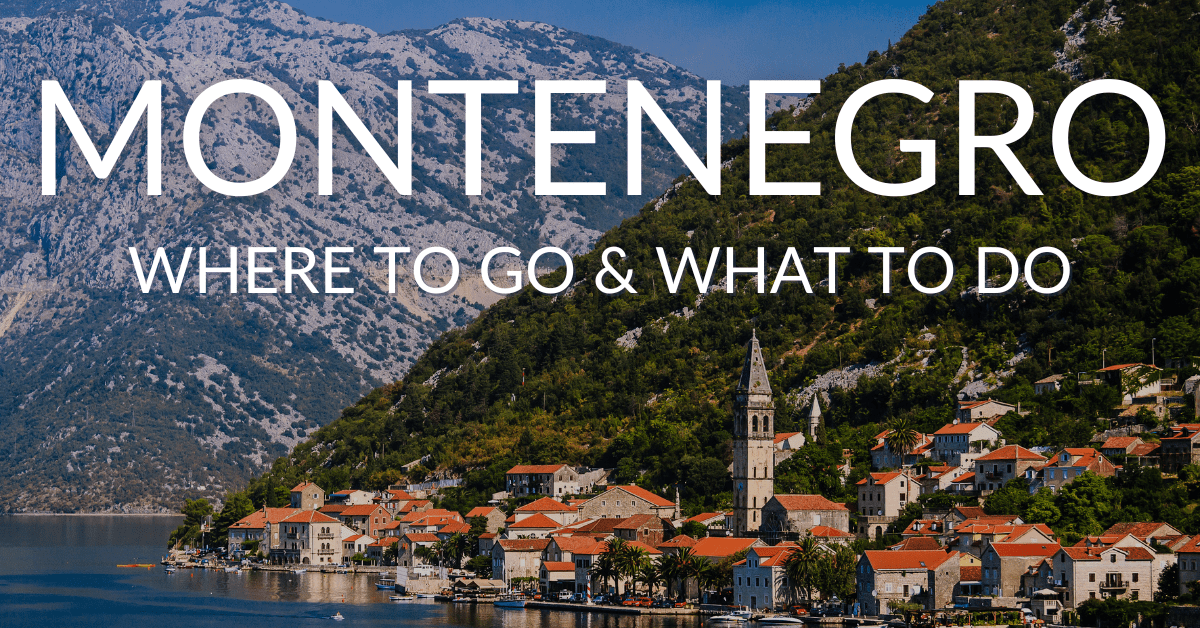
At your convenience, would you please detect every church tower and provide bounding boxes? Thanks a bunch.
[808,397,822,439]
[732,330,774,536]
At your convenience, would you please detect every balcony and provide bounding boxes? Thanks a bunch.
[1100,577,1128,590]
[317,533,336,539]
[317,549,336,555]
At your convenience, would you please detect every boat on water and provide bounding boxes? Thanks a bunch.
[375,578,396,590]
[223,566,240,573]
[330,612,345,621]
[164,566,177,573]
[416,593,437,599]
[493,595,527,609]
[709,610,753,623]
[292,568,308,574]
[390,595,416,602]
[756,617,804,625]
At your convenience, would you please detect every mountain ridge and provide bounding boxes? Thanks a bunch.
[0,0,797,512]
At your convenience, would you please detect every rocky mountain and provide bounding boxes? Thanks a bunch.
[0,0,798,511]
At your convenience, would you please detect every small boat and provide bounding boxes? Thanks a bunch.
[710,610,752,623]
[493,598,526,609]
[292,568,308,574]
[416,593,437,599]
[452,594,471,602]
[164,566,177,573]
[756,617,804,625]
[224,566,240,573]
[390,595,416,602]
[375,578,396,590]
[330,612,345,621]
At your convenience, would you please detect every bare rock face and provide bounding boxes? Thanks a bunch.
[0,0,798,511]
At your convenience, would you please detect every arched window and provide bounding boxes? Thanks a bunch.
[752,415,759,432]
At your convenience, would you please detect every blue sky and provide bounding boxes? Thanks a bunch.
[283,0,932,84]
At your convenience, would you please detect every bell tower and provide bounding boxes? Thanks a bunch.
[732,330,774,536]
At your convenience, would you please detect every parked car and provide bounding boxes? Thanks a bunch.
[812,606,844,617]
[558,590,573,601]
[592,594,608,604]
[650,599,673,608]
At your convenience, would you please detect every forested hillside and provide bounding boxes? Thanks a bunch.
[226,0,1199,531]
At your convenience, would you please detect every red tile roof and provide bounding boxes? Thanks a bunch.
[685,512,727,525]
[988,543,1060,558]
[507,464,569,474]
[864,550,956,570]
[516,497,577,512]
[889,537,942,551]
[399,508,458,523]
[230,507,301,529]
[1131,443,1160,456]
[509,513,560,529]
[809,525,855,538]
[1101,437,1139,449]
[770,495,849,511]
[439,521,471,535]
[1097,363,1158,372]
[774,432,801,444]
[976,445,1046,461]
[281,510,340,524]
[542,561,576,572]
[369,537,399,548]
[857,472,903,486]
[951,472,976,483]
[658,534,698,548]
[498,539,552,552]
[961,566,982,581]
[1102,522,1181,541]
[291,481,320,492]
[934,423,994,435]
[551,536,605,554]
[404,533,440,543]
[466,506,499,518]
[343,534,371,543]
[953,506,988,519]
[691,537,759,558]
[573,518,626,534]
[340,504,388,517]
[479,533,496,540]
[605,485,675,507]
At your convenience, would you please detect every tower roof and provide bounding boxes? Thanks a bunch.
[809,397,821,418]
[738,330,772,395]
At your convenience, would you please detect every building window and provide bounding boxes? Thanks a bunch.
[1089,573,1095,582]
[1133,573,1139,582]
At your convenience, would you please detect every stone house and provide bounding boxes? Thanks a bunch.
[870,430,934,469]
[857,550,961,616]
[1025,448,1117,493]
[506,464,580,497]
[504,513,560,539]
[290,482,325,510]
[326,489,375,506]
[1098,363,1162,403]
[576,485,678,520]
[343,533,375,558]
[228,507,301,555]
[491,538,550,584]
[1100,436,1145,458]
[856,472,918,539]
[1159,424,1200,472]
[613,514,674,546]
[973,445,1047,495]
[465,505,507,534]
[733,546,800,611]
[1050,545,1155,608]
[1173,535,1200,596]
[980,542,1061,597]
[773,431,806,465]
[1034,374,1066,395]
[931,422,1002,467]
[398,532,438,568]
[334,504,392,538]
[271,510,348,565]
[760,494,850,542]
[955,398,1019,423]
[514,496,579,526]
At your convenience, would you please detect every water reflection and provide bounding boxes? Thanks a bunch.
[0,515,705,628]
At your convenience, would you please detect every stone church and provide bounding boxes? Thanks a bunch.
[732,331,775,535]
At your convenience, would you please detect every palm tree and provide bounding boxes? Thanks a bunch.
[414,544,434,566]
[676,548,705,602]
[589,551,618,596]
[783,536,822,604]
[430,540,447,567]
[884,417,921,466]
[659,552,683,599]
[636,561,662,597]
[445,533,469,568]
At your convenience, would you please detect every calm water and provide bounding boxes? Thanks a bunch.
[0,515,702,628]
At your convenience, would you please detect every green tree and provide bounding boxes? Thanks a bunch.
[783,537,822,604]
[679,521,708,539]
[168,498,214,549]
[884,418,921,464]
